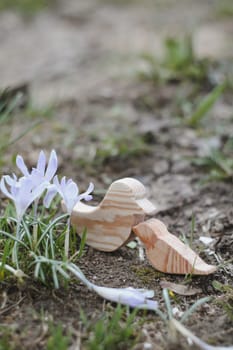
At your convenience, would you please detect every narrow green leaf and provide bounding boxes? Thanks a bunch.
[34,262,41,279]
[0,94,21,124]
[163,288,173,320]
[77,227,87,258]
[187,83,225,127]
[0,230,28,249]
[49,229,55,259]
[52,265,59,289]
[22,218,33,249]
[35,214,69,250]
[0,120,42,151]
[181,296,211,323]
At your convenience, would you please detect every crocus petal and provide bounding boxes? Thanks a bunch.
[14,180,32,218]
[83,194,92,201]
[63,197,76,215]
[16,199,29,219]
[11,185,20,198]
[45,150,58,181]
[0,177,14,200]
[60,176,67,188]
[135,287,155,298]
[78,182,94,201]
[37,151,46,174]
[30,168,45,187]
[16,155,30,177]
[43,186,58,208]
[4,175,17,187]
[87,182,94,193]
[65,182,78,198]
[53,175,60,187]
[31,181,48,201]
[16,179,46,219]
[92,285,158,310]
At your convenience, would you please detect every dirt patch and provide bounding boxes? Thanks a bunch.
[0,0,233,349]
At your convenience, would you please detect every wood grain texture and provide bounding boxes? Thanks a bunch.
[71,177,156,252]
[133,219,216,275]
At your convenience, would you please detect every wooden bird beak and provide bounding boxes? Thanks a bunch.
[135,198,156,215]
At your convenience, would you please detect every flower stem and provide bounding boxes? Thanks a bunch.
[66,264,94,290]
[12,219,21,269]
[170,319,232,350]
[32,199,39,248]
[0,262,25,278]
[64,216,71,259]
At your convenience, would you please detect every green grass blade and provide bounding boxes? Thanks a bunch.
[34,262,41,279]
[0,230,29,249]
[39,266,46,283]
[0,94,21,124]
[0,120,42,152]
[49,229,55,259]
[187,83,225,127]
[77,227,87,258]
[45,236,49,258]
[180,296,211,323]
[56,266,70,280]
[154,308,167,322]
[210,151,232,176]
[21,218,33,249]
[35,214,69,250]
[52,265,59,289]
[46,323,70,350]
[190,213,195,248]
[0,239,12,276]
[163,288,173,320]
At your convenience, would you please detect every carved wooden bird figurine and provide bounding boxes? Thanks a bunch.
[132,219,217,275]
[71,177,156,252]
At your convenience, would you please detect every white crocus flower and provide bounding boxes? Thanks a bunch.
[67,264,158,311]
[44,175,94,214]
[0,174,47,268]
[16,149,58,188]
[44,176,94,258]
[16,150,59,244]
[0,175,47,221]
[92,285,158,310]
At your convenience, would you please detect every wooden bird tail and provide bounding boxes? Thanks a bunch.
[133,219,216,275]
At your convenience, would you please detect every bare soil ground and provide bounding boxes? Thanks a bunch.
[0,0,232,349]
